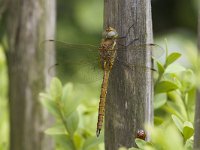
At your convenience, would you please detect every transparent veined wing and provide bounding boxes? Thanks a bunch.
[41,40,104,83]
[116,43,164,71]
[41,40,164,83]
[117,43,164,59]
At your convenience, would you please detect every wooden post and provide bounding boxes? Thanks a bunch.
[104,0,153,149]
[6,0,56,149]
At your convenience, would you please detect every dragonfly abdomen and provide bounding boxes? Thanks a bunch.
[96,70,110,137]
[96,27,118,137]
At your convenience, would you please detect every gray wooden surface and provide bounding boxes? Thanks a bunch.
[6,0,56,149]
[104,0,153,149]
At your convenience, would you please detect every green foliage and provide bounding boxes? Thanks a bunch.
[0,45,9,150]
[182,121,194,140]
[165,52,181,67]
[39,77,103,150]
[172,115,194,140]
[40,41,197,150]
[154,93,167,109]
[127,43,196,150]
[171,114,183,132]
[135,139,152,149]
[155,80,179,93]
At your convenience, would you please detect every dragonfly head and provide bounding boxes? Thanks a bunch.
[103,27,118,39]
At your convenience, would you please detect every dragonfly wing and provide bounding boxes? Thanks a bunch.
[41,40,103,83]
[114,57,156,72]
[41,39,99,60]
[47,59,104,83]
[69,61,104,84]
[117,43,164,59]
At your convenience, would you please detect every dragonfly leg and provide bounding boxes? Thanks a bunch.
[118,38,139,47]
[96,129,101,137]
[117,23,136,39]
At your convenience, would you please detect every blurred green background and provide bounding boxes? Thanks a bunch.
[0,0,199,149]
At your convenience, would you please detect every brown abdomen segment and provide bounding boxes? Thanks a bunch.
[96,71,110,137]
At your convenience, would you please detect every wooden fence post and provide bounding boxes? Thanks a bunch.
[104,0,153,149]
[6,0,56,149]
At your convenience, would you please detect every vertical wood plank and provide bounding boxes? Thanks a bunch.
[6,0,56,149]
[104,0,153,149]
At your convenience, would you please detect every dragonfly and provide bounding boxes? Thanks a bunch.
[43,26,164,137]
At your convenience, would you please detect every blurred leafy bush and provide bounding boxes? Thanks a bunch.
[40,42,198,150]
[40,78,103,150]
[126,43,195,150]
[0,45,9,150]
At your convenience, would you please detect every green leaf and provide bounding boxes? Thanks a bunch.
[155,80,179,93]
[50,77,63,101]
[165,39,169,59]
[44,123,66,135]
[150,125,184,149]
[171,115,183,133]
[39,93,52,101]
[165,63,185,73]
[162,74,182,89]
[135,138,148,149]
[187,88,196,118]
[65,111,79,136]
[167,91,188,120]
[39,93,60,117]
[82,135,104,150]
[62,83,81,117]
[179,69,195,92]
[53,134,76,150]
[73,133,84,150]
[119,147,128,150]
[154,116,164,125]
[164,102,183,120]
[62,83,73,102]
[128,148,141,150]
[184,139,193,150]
[156,60,164,74]
[154,93,167,109]
[183,121,194,140]
[166,52,181,66]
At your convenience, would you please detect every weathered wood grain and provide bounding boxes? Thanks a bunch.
[6,0,56,149]
[104,0,153,149]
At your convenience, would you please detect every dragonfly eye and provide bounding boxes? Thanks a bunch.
[106,31,118,38]
[102,27,118,39]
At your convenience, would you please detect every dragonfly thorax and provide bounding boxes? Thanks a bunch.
[99,38,117,71]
